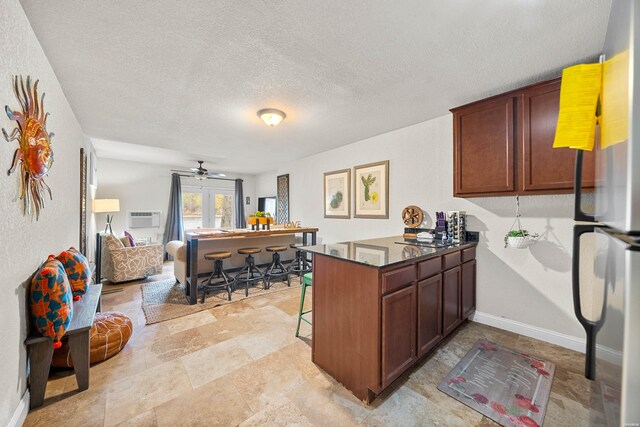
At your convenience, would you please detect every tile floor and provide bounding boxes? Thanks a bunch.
[25,264,593,426]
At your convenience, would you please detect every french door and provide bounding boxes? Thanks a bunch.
[182,186,235,230]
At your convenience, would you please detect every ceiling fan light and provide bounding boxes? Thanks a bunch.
[194,174,208,181]
[257,108,286,126]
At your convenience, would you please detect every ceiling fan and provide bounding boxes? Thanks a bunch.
[171,161,226,180]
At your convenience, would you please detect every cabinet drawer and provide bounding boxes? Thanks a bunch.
[462,247,476,263]
[443,251,461,270]
[382,265,416,295]
[418,257,442,280]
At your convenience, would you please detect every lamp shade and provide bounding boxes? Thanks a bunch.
[93,199,120,213]
[257,108,286,126]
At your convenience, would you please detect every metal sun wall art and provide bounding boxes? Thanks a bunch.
[2,76,54,220]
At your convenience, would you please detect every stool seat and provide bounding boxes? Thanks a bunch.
[204,251,232,260]
[238,247,261,255]
[266,245,288,252]
[290,243,304,249]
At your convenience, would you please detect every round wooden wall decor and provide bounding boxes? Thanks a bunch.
[402,205,424,228]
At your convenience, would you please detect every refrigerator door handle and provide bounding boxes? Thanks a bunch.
[572,223,606,380]
[574,150,596,222]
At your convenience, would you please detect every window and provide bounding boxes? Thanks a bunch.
[182,187,235,230]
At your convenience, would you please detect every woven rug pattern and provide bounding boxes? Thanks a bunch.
[142,276,301,325]
[437,339,555,427]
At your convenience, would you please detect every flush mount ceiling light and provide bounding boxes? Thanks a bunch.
[257,108,286,127]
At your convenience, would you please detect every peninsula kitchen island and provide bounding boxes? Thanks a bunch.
[303,236,477,403]
[185,227,318,304]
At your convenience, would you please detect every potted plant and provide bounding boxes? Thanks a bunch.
[247,212,259,226]
[504,229,539,249]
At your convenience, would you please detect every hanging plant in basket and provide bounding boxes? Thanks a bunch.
[504,196,539,249]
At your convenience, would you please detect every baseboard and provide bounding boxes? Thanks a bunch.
[470,311,623,365]
[8,389,29,427]
[471,311,587,353]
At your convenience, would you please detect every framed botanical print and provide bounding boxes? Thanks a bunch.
[354,160,389,219]
[324,168,350,218]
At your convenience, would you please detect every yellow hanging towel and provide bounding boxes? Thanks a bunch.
[553,63,602,151]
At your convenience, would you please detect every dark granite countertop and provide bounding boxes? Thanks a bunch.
[302,235,477,269]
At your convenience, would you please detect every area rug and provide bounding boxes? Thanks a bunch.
[142,276,301,325]
[437,339,555,427]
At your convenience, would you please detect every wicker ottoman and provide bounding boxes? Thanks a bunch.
[52,311,133,368]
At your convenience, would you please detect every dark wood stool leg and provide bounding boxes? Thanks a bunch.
[69,331,90,391]
[28,339,54,409]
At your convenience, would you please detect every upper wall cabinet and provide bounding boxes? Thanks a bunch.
[451,78,596,198]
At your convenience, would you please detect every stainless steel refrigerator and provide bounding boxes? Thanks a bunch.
[573,0,639,425]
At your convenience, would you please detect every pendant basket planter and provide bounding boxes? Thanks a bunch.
[504,196,539,249]
[506,235,534,249]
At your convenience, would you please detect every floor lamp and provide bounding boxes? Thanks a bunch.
[93,199,120,234]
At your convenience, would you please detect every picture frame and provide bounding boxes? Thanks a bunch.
[89,150,98,187]
[354,243,389,267]
[354,160,389,219]
[323,168,351,218]
[79,148,88,254]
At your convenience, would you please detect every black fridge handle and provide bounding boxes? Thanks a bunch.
[572,223,607,380]
[574,150,596,222]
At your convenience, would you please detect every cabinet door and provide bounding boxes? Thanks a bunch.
[453,96,516,196]
[381,284,417,388]
[521,79,596,192]
[417,274,443,357]
[461,260,476,319]
[442,266,462,336]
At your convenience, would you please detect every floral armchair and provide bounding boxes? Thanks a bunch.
[101,234,163,283]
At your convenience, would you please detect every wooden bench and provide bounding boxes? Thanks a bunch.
[25,284,102,409]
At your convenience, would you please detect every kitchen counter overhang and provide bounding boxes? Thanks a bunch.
[301,235,477,269]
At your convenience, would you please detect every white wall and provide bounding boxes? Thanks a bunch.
[256,171,277,198]
[257,114,585,340]
[95,158,257,241]
[0,0,89,423]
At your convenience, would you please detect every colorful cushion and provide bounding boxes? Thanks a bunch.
[51,311,133,367]
[30,256,73,348]
[120,236,132,247]
[57,247,91,300]
[124,230,136,247]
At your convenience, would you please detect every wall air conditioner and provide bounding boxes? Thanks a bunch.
[128,211,161,228]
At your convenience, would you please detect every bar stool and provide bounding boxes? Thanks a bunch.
[288,243,312,277]
[295,273,313,337]
[235,247,266,297]
[201,252,235,303]
[264,246,290,289]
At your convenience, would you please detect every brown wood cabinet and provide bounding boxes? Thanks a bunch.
[311,243,477,403]
[461,259,476,318]
[453,95,516,196]
[382,284,417,388]
[443,266,462,335]
[451,77,596,197]
[417,274,443,357]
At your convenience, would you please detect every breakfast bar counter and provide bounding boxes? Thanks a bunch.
[184,227,318,304]
[302,236,477,403]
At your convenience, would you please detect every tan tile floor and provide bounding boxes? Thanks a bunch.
[25,265,592,426]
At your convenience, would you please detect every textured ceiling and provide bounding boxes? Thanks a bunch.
[20,0,611,174]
